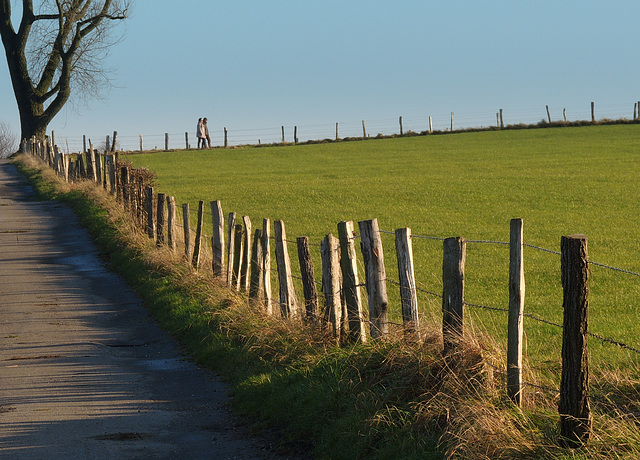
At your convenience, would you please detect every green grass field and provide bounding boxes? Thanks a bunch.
[127,124,640,381]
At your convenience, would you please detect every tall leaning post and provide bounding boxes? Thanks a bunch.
[191,200,205,270]
[156,193,165,247]
[145,186,155,240]
[262,218,273,315]
[297,236,319,323]
[210,201,225,278]
[274,220,298,318]
[442,237,466,355]
[559,234,592,447]
[338,220,366,343]
[182,203,191,260]
[358,218,388,340]
[395,227,420,339]
[507,218,525,406]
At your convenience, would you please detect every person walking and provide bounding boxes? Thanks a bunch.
[203,118,211,148]
[196,118,204,149]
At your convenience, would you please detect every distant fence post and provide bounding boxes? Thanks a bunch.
[165,133,169,151]
[429,116,433,133]
[191,200,205,269]
[224,128,228,148]
[395,227,419,339]
[507,218,525,405]
[563,108,567,122]
[321,234,342,339]
[399,116,403,135]
[559,234,592,447]
[182,203,191,260]
[442,236,466,354]
[240,216,252,292]
[226,212,237,286]
[249,228,264,303]
[211,200,225,277]
[335,122,339,140]
[338,220,366,343]
[262,218,273,315]
[359,218,388,339]
[500,109,504,128]
[362,120,367,138]
[274,220,298,318]
[185,132,189,149]
[450,112,454,131]
[591,102,595,123]
[232,224,244,290]
[156,193,165,247]
[145,186,155,240]
[281,126,285,143]
[139,134,143,152]
[546,105,551,123]
[297,236,319,323]
[166,195,176,251]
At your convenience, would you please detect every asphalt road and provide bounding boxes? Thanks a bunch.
[0,159,284,459]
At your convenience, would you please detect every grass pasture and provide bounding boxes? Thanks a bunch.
[127,124,640,387]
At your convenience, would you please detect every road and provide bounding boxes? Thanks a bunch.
[0,159,282,459]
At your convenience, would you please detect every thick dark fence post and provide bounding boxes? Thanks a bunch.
[156,193,165,247]
[338,220,366,343]
[191,200,205,269]
[559,234,592,447]
[297,236,319,323]
[442,237,466,354]
[145,186,155,240]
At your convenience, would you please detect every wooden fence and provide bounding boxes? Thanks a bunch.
[22,136,597,446]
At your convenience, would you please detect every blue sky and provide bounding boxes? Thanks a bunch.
[1,1,639,150]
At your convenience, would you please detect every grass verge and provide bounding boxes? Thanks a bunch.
[13,153,640,459]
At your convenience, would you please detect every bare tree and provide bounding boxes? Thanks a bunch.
[0,121,17,158]
[0,1,130,142]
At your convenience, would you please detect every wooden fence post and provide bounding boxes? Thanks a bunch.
[362,120,367,138]
[508,218,525,406]
[185,132,189,149]
[145,186,155,240]
[165,133,169,151]
[120,166,129,208]
[211,201,225,277]
[249,228,264,303]
[83,135,87,153]
[429,116,433,133]
[182,203,191,260]
[191,200,205,269]
[338,220,366,343]
[442,236,466,354]
[591,102,595,123]
[111,131,118,152]
[232,223,244,290]
[335,122,339,140]
[281,126,285,143]
[359,218,388,339]
[166,195,176,251]
[224,128,228,148]
[297,236,319,323]
[399,116,403,135]
[321,234,342,339]
[274,220,298,318]
[500,109,504,128]
[546,105,551,123]
[262,218,273,315]
[395,227,419,338]
[94,150,102,185]
[559,234,592,447]
[226,212,237,286]
[139,134,143,152]
[563,108,567,122]
[240,216,252,292]
[450,112,454,131]
[156,193,165,247]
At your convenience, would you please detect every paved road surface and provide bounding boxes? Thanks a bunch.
[0,159,282,459]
